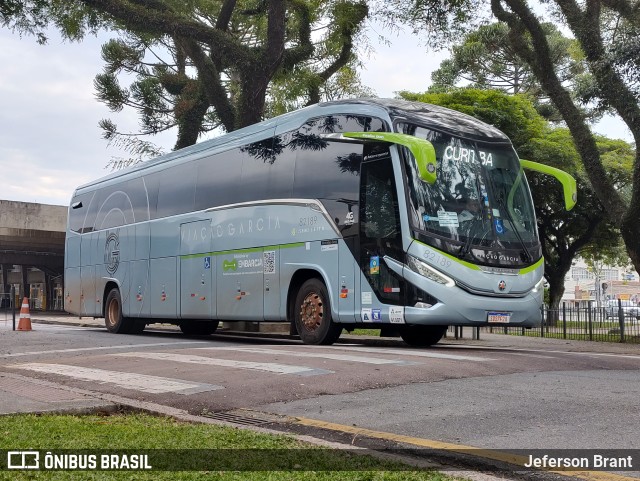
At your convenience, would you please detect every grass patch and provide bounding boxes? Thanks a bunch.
[0,412,462,480]
[347,329,381,337]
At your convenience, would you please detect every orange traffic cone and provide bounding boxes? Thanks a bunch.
[17,297,32,331]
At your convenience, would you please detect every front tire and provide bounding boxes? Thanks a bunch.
[180,320,219,335]
[400,325,447,347]
[294,278,341,345]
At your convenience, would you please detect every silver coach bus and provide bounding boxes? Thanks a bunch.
[64,98,576,346]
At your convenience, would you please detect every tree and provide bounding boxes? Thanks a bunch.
[377,0,640,285]
[399,89,633,312]
[2,0,369,153]
[429,22,586,121]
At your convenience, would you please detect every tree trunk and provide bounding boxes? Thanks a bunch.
[545,272,566,327]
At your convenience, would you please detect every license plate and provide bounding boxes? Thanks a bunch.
[487,311,511,323]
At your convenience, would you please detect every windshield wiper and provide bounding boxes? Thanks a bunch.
[458,173,486,260]
[496,194,533,263]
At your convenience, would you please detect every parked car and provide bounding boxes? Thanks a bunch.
[604,300,640,319]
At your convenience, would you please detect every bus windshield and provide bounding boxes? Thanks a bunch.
[398,123,540,268]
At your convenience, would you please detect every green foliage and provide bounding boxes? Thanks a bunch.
[370,0,487,49]
[428,22,589,121]
[399,89,545,147]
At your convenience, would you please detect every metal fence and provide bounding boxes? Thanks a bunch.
[449,301,640,343]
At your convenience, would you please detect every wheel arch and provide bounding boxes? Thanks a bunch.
[286,268,336,333]
[102,280,121,318]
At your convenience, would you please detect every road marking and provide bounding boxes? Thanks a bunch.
[500,352,559,359]
[197,347,419,365]
[0,341,209,358]
[442,345,640,361]
[13,363,222,394]
[321,345,497,361]
[291,416,638,481]
[114,352,332,376]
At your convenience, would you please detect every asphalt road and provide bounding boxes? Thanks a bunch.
[2,319,640,477]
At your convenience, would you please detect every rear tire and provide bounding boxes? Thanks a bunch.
[180,320,219,335]
[294,278,341,345]
[104,288,131,334]
[400,325,447,347]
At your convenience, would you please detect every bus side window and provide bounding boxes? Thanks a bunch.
[68,192,92,233]
[157,162,197,218]
[241,136,295,201]
[195,151,243,211]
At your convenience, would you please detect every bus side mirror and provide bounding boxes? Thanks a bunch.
[520,159,577,211]
[343,132,437,184]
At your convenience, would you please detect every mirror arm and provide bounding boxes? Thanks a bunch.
[520,159,577,211]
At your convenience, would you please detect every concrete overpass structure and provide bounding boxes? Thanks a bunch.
[0,200,67,310]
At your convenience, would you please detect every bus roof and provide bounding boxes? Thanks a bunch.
[75,98,509,193]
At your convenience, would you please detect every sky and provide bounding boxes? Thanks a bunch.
[0,22,634,207]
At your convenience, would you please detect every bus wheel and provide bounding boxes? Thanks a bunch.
[400,325,447,347]
[180,321,219,335]
[105,288,129,334]
[294,278,341,345]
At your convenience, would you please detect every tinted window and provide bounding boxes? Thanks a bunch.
[144,172,160,219]
[156,162,197,218]
[195,150,243,210]
[359,153,404,305]
[68,192,94,233]
[240,136,295,201]
[127,177,151,223]
[291,115,385,233]
[94,185,136,230]
[292,141,363,200]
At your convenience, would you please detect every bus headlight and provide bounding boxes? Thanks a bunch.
[407,255,455,287]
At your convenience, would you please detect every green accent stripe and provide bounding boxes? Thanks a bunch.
[412,239,480,271]
[518,257,544,275]
[180,242,305,259]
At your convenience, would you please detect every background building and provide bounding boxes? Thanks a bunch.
[0,200,66,309]
[563,258,639,308]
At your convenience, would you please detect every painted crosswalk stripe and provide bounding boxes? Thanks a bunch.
[14,363,222,394]
[113,352,332,376]
[197,347,419,365]
[319,345,497,361]
[1,341,208,358]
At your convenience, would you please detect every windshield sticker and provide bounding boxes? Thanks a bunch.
[437,211,459,227]
[444,145,493,166]
[458,210,474,223]
[494,218,505,234]
[492,209,501,217]
[361,292,372,305]
[370,256,380,275]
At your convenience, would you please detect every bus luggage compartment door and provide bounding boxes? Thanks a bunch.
[180,221,213,319]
